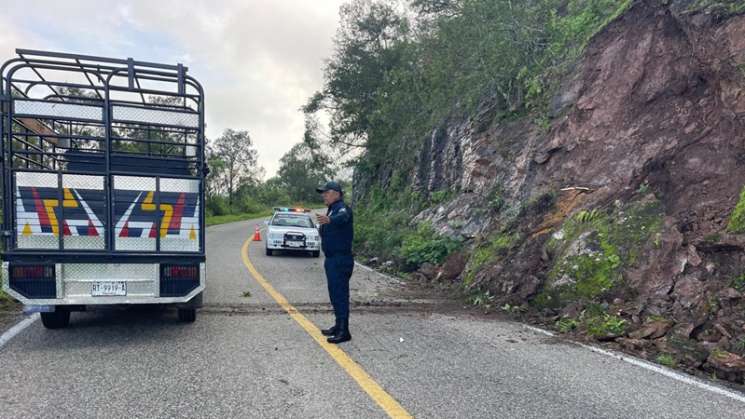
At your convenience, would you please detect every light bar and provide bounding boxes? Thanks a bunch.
[273,207,311,213]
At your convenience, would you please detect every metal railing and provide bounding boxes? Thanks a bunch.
[0,49,206,258]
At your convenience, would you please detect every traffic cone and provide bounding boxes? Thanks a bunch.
[252,225,262,241]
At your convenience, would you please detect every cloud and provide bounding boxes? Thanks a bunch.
[0,0,345,177]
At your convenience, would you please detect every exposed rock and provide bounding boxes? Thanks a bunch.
[629,320,675,340]
[618,337,652,351]
[437,251,467,281]
[419,263,438,280]
[706,350,745,380]
[355,0,745,384]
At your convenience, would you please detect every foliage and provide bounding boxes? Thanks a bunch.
[400,222,461,267]
[277,117,337,203]
[656,353,677,368]
[556,317,579,333]
[731,272,745,292]
[0,289,14,309]
[467,289,495,309]
[205,209,274,227]
[209,129,260,207]
[430,190,451,205]
[734,337,745,355]
[306,0,633,190]
[537,200,664,308]
[727,185,745,234]
[206,195,231,217]
[584,313,627,337]
[353,184,427,263]
[575,208,601,224]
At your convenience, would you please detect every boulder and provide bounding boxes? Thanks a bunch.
[629,319,674,340]
[438,251,467,281]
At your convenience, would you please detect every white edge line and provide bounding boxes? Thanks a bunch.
[521,324,745,404]
[356,257,745,403]
[263,218,745,403]
[0,313,39,349]
[354,262,405,285]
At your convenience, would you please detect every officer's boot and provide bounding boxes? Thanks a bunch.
[327,318,351,344]
[321,318,339,336]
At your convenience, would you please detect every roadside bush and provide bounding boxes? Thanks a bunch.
[207,195,231,216]
[238,196,265,214]
[584,313,627,338]
[400,223,461,269]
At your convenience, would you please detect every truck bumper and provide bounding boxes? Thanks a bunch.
[1,261,205,306]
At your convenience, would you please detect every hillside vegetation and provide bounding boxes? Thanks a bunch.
[308,0,745,383]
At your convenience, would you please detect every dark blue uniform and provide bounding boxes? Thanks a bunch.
[319,199,354,321]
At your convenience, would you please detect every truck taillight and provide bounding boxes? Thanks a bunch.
[8,264,56,299]
[161,265,199,280]
[160,264,200,298]
[11,265,55,280]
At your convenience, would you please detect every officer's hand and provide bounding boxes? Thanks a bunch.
[316,214,331,225]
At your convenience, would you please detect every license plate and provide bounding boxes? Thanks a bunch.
[91,281,127,296]
[286,241,304,248]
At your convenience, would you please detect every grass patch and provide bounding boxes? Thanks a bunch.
[584,313,627,338]
[463,231,519,286]
[206,209,274,227]
[556,318,579,333]
[0,289,17,310]
[656,353,677,368]
[727,185,745,234]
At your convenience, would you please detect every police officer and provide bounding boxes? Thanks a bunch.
[315,181,354,344]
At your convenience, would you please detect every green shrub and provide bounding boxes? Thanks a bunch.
[656,353,677,368]
[731,273,745,292]
[467,289,494,308]
[430,190,450,205]
[585,313,627,337]
[727,185,745,234]
[556,318,579,333]
[207,195,231,216]
[238,196,265,214]
[400,223,461,267]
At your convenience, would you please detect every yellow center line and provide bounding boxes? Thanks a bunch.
[240,238,413,419]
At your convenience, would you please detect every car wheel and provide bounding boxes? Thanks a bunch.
[312,251,320,258]
[266,248,273,256]
[178,308,197,323]
[41,307,71,329]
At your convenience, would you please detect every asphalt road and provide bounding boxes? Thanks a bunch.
[1,217,745,418]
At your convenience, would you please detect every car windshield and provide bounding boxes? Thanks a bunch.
[271,214,315,228]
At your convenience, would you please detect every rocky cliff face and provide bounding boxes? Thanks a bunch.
[391,1,745,380]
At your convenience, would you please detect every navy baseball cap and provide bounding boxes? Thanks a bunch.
[316,181,343,194]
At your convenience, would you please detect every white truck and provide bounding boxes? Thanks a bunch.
[0,49,207,328]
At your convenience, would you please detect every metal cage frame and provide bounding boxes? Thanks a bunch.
[0,49,206,263]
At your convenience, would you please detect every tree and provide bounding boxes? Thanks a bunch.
[303,0,410,151]
[277,117,336,202]
[211,129,259,207]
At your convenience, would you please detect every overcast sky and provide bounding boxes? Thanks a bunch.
[0,0,346,177]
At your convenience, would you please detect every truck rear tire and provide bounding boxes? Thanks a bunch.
[266,248,273,256]
[178,308,196,323]
[312,251,320,258]
[41,308,70,329]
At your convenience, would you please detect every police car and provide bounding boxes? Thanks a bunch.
[265,208,321,257]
